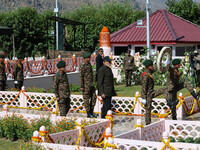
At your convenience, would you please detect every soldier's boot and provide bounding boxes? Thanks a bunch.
[90,109,97,118]
[129,81,132,86]
[190,91,200,100]
[87,111,93,118]
[166,99,173,108]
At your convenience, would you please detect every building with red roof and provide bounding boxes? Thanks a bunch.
[110,9,200,56]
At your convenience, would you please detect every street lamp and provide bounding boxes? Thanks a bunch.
[54,0,59,50]
[146,0,151,58]
[136,0,151,58]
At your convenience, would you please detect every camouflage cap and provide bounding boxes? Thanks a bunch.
[57,61,66,68]
[17,54,23,59]
[99,48,103,51]
[83,52,91,58]
[103,56,112,63]
[172,59,181,65]
[143,59,153,67]
[0,51,5,58]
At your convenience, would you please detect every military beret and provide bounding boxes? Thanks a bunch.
[143,59,153,67]
[57,61,66,68]
[17,54,23,59]
[83,52,91,58]
[172,59,181,65]
[0,51,5,58]
[103,56,112,63]
[99,48,103,51]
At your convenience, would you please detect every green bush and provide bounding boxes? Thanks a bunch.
[1,114,29,141]
[178,138,185,142]
[194,137,200,144]
[185,137,194,143]
[169,136,176,142]
[69,84,81,92]
[0,114,98,141]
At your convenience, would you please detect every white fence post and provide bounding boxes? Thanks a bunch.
[106,110,113,129]
[51,108,57,123]
[134,91,142,114]
[177,93,183,119]
[19,86,27,108]
[39,126,47,142]
[32,131,41,143]
[94,90,102,115]
[162,131,169,150]
[135,119,143,140]
[3,104,8,115]
[76,118,84,146]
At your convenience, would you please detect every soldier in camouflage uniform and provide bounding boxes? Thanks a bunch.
[165,59,200,120]
[0,52,6,91]
[80,52,97,118]
[141,60,167,125]
[13,54,24,90]
[123,50,135,86]
[53,61,71,116]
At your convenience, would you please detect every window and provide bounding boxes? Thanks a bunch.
[135,47,145,55]
[114,46,128,56]
[176,47,185,56]
[186,46,195,52]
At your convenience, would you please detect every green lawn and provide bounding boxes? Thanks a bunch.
[0,138,21,150]
[72,85,194,98]
[115,85,192,98]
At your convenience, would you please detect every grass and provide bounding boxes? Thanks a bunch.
[115,85,192,98]
[0,138,21,150]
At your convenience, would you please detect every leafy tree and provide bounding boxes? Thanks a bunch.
[0,8,54,59]
[166,0,200,25]
[63,2,145,52]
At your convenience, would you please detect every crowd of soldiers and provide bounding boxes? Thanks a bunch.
[0,51,24,91]
[141,58,200,125]
[1,48,200,124]
[54,49,116,118]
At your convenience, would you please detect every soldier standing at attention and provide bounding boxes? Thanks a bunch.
[194,50,200,87]
[13,54,24,90]
[53,61,71,116]
[141,60,166,125]
[165,59,200,120]
[123,50,134,86]
[96,48,104,81]
[80,52,97,118]
[98,56,117,118]
[0,52,6,91]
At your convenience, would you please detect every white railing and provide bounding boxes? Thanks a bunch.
[114,119,200,150]
[4,55,96,77]
[0,88,199,119]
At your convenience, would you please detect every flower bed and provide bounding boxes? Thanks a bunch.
[0,112,99,141]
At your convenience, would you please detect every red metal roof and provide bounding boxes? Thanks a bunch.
[110,9,200,45]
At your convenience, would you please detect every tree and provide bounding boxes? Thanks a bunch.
[63,2,145,52]
[166,0,200,25]
[0,8,54,59]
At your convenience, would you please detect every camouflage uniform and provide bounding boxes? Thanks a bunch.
[141,66,166,125]
[79,62,96,113]
[0,61,6,91]
[165,66,194,120]
[13,61,24,90]
[53,71,71,116]
[123,55,134,86]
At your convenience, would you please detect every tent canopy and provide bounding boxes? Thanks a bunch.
[0,26,13,35]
